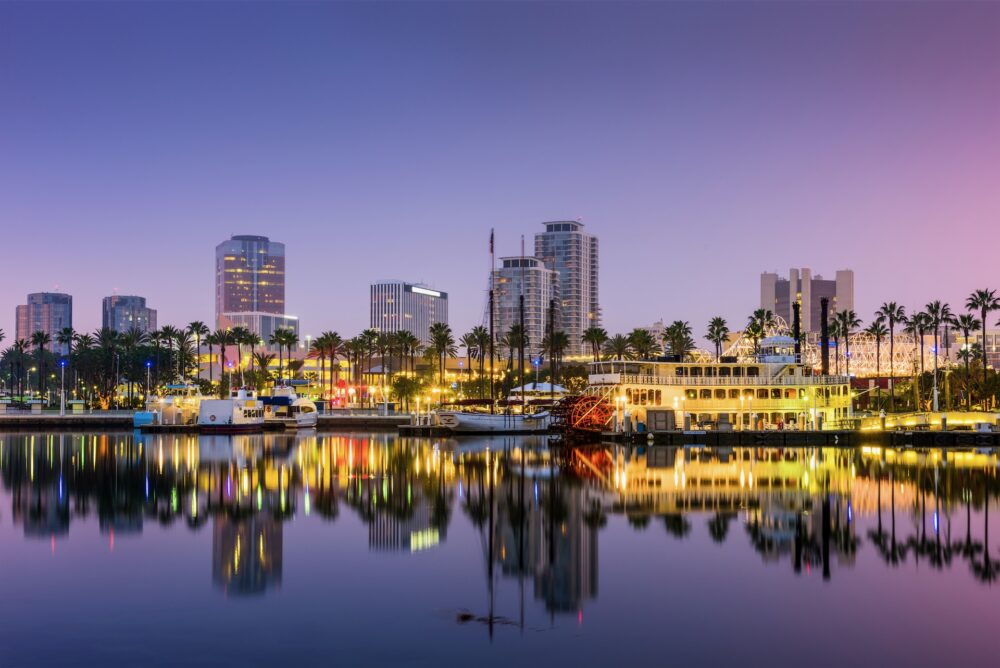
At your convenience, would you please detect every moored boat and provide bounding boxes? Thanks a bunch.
[198,388,265,433]
[437,409,551,433]
[261,386,319,429]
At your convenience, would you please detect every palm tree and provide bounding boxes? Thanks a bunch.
[829,317,843,375]
[966,289,999,401]
[215,328,233,392]
[187,321,209,380]
[12,339,29,399]
[548,330,570,389]
[745,309,774,356]
[30,330,52,401]
[663,321,695,360]
[428,323,457,398]
[204,331,218,385]
[953,313,980,410]
[269,329,287,384]
[468,325,490,397]
[904,312,930,407]
[627,328,661,360]
[705,317,729,362]
[865,318,888,409]
[581,326,609,363]
[459,331,478,395]
[876,302,906,411]
[925,301,952,409]
[603,334,633,361]
[230,325,252,385]
[159,325,181,382]
[835,310,861,377]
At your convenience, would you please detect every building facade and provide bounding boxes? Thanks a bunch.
[102,295,157,334]
[760,268,854,333]
[534,221,600,357]
[491,257,559,362]
[215,235,286,328]
[15,293,73,354]
[217,312,300,346]
[369,281,448,347]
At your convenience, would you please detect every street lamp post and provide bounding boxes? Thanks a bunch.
[59,359,67,416]
[931,344,940,412]
[146,360,152,401]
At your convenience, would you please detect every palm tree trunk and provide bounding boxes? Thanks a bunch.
[888,325,895,411]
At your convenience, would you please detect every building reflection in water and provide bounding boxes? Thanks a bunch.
[2,430,1000,606]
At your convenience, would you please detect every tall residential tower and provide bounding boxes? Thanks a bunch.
[534,221,599,357]
[491,257,559,362]
[102,295,157,334]
[215,235,298,343]
[15,293,73,354]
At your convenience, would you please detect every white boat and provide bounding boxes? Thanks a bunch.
[437,410,551,433]
[134,383,206,427]
[198,388,265,433]
[261,386,319,429]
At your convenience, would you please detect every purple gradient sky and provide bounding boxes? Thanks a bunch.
[1,1,998,344]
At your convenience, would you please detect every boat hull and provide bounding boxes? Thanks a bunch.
[437,411,551,433]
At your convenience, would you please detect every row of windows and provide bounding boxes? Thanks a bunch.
[678,386,847,400]
[675,366,760,377]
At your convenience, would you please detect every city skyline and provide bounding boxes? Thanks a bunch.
[2,2,999,342]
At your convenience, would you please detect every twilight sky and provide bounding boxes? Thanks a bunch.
[1,1,998,345]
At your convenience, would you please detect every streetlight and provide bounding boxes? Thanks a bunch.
[146,360,152,402]
[931,344,939,412]
[59,358,67,416]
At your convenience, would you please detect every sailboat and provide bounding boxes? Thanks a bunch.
[437,231,552,434]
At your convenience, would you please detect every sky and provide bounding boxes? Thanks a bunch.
[1,1,999,346]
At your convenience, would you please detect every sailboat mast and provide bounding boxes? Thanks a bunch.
[489,229,495,414]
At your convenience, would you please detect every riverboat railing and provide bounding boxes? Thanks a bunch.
[590,373,849,387]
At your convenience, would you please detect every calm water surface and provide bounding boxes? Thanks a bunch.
[1,430,999,667]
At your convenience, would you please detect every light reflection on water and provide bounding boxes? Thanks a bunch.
[1,430,999,665]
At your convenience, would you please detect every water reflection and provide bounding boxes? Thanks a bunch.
[1,431,999,613]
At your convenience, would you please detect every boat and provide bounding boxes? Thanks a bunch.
[198,387,265,433]
[437,409,551,433]
[261,385,319,429]
[134,383,206,427]
[586,336,852,431]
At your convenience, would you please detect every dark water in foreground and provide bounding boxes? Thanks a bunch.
[1,431,999,667]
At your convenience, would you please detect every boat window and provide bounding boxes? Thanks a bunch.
[771,389,781,399]
[718,368,730,377]
[675,367,687,377]
[704,367,716,377]
[756,389,768,399]
[655,390,662,406]
[685,389,697,400]
[626,389,633,404]
[728,389,740,399]
[747,367,760,377]
[714,389,726,399]
[732,367,743,377]
[699,389,712,399]
[785,389,797,399]
[689,367,703,377]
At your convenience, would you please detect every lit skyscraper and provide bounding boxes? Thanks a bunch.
[102,295,157,334]
[491,257,559,362]
[370,280,448,347]
[534,221,600,357]
[15,292,73,354]
[215,235,297,344]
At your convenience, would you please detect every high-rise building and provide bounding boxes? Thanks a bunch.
[534,221,600,357]
[760,268,854,333]
[491,257,559,362]
[15,293,73,354]
[215,235,295,346]
[370,281,448,347]
[102,295,157,334]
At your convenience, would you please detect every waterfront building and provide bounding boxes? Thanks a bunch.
[587,336,852,430]
[15,292,73,354]
[534,220,600,357]
[369,280,448,347]
[492,257,559,363]
[215,235,286,327]
[760,268,854,333]
[102,295,157,334]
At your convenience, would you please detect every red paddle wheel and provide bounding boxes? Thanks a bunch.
[552,394,613,433]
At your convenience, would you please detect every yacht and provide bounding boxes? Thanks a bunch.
[198,387,265,433]
[586,336,852,431]
[437,407,552,433]
[134,383,206,427]
[261,385,319,429]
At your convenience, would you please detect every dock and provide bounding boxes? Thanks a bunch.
[599,429,1000,448]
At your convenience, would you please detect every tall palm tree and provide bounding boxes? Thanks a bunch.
[745,309,774,356]
[603,334,633,361]
[627,328,661,360]
[904,312,930,407]
[215,328,233,392]
[876,302,906,410]
[30,330,52,401]
[925,301,952,410]
[428,323,457,397]
[835,310,862,377]
[459,331,478,395]
[158,325,181,382]
[230,325,252,386]
[468,325,490,397]
[663,321,695,361]
[829,317,843,375]
[952,313,980,410]
[705,317,729,362]
[187,321,209,381]
[547,330,570,389]
[269,329,286,384]
[581,326,609,363]
[966,289,999,399]
[204,331,218,385]
[13,339,29,399]
[865,318,888,409]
